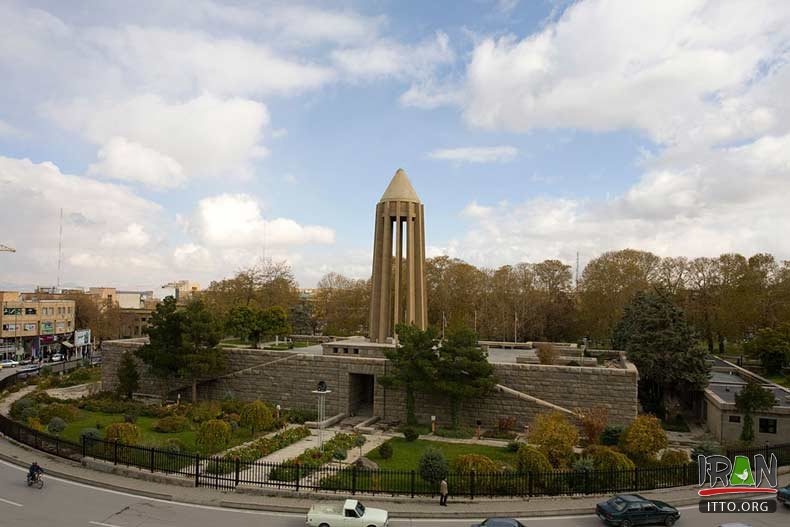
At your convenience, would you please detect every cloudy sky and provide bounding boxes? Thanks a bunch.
[1,0,789,292]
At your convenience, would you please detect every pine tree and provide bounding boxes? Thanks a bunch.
[116,351,139,399]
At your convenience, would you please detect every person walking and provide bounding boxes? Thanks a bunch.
[439,478,448,506]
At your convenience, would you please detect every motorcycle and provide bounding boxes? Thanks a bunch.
[26,473,44,489]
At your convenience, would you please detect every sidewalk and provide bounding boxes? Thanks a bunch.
[2,434,787,518]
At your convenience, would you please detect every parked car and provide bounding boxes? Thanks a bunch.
[778,484,790,507]
[307,499,389,527]
[0,359,19,368]
[472,519,526,527]
[596,494,680,526]
[50,353,64,362]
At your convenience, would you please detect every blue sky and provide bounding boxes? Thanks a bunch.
[1,0,789,291]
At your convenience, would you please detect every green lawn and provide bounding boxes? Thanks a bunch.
[367,438,518,470]
[767,374,790,388]
[60,410,258,454]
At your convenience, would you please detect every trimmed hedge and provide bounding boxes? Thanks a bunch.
[153,415,191,433]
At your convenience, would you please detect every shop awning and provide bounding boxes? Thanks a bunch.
[61,341,74,348]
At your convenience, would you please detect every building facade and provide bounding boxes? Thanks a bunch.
[0,291,76,360]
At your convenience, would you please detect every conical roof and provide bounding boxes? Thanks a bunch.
[380,168,420,203]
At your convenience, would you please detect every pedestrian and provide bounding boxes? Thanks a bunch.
[439,478,448,506]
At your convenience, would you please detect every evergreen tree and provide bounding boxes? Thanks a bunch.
[434,325,497,429]
[137,296,225,402]
[612,290,708,416]
[116,351,139,399]
[379,324,438,425]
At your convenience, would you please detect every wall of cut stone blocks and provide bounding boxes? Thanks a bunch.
[101,340,638,428]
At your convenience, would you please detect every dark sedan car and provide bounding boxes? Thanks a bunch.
[596,494,680,526]
[778,484,790,507]
[471,519,526,527]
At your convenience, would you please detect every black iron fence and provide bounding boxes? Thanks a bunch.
[0,412,83,462]
[726,442,790,466]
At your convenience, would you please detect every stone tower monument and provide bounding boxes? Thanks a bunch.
[369,169,428,342]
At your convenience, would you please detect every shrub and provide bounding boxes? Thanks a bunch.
[162,438,187,453]
[572,456,596,472]
[377,442,393,460]
[535,343,559,365]
[619,415,668,463]
[284,408,317,424]
[47,416,66,434]
[38,403,80,424]
[332,449,347,461]
[105,422,142,445]
[577,407,608,445]
[660,449,690,466]
[353,434,366,456]
[692,440,722,459]
[516,445,552,473]
[453,454,498,473]
[196,419,232,453]
[583,445,636,471]
[506,440,522,453]
[419,447,449,486]
[435,427,475,439]
[153,415,191,433]
[10,397,34,419]
[239,400,275,434]
[529,411,579,468]
[26,417,45,431]
[80,428,100,441]
[188,401,222,423]
[220,398,245,416]
[402,427,419,442]
[601,424,626,446]
[20,405,39,422]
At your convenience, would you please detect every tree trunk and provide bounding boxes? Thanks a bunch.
[192,380,197,403]
[406,387,416,425]
[718,333,725,355]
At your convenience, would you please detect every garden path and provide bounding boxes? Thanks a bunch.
[0,385,36,415]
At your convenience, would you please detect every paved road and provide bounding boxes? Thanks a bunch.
[0,460,787,527]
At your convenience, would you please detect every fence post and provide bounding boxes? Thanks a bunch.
[235,457,241,487]
[150,447,155,473]
[528,471,533,497]
[470,470,476,500]
[113,439,118,465]
[296,463,301,492]
[194,454,200,487]
[633,467,639,491]
[81,435,86,458]
[352,464,358,495]
[410,470,415,498]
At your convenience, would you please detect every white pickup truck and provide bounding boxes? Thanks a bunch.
[306,499,389,527]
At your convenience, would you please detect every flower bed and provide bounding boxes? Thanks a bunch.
[204,426,311,474]
[269,432,360,481]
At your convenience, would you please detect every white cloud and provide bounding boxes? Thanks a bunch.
[332,31,454,80]
[100,223,152,249]
[462,201,493,219]
[462,0,790,147]
[0,156,165,286]
[428,146,518,163]
[47,94,269,182]
[189,193,335,248]
[88,137,185,189]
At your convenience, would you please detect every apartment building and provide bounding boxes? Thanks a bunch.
[0,291,76,360]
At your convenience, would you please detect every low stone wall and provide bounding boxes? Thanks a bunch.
[101,340,638,429]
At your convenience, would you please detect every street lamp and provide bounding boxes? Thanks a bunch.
[312,381,331,451]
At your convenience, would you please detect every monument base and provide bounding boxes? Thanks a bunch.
[321,336,395,359]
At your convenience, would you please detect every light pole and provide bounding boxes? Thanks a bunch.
[312,381,331,451]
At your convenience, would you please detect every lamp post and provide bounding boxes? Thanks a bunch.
[312,381,331,451]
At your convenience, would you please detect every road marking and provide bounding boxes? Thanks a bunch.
[89,522,123,527]
[0,496,23,507]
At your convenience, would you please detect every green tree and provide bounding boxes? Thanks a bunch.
[529,411,579,468]
[735,382,776,444]
[116,351,140,399]
[239,400,274,434]
[744,325,790,375]
[137,297,226,402]
[379,324,438,425]
[418,447,449,486]
[612,291,708,416]
[433,325,497,429]
[618,414,668,463]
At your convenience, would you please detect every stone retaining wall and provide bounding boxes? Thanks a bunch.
[101,340,638,429]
